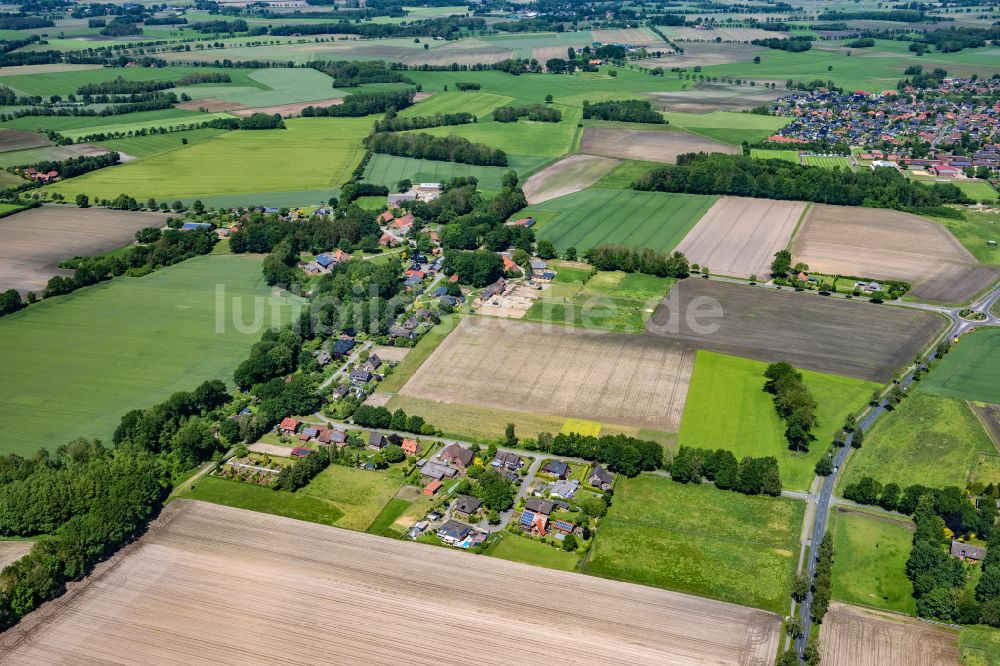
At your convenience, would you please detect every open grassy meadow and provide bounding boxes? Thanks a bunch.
[678,351,878,491]
[921,329,1000,404]
[175,476,345,526]
[522,188,717,253]
[363,153,509,191]
[662,111,789,145]
[46,117,371,201]
[96,128,229,158]
[0,65,244,98]
[399,91,514,119]
[802,155,854,170]
[0,254,304,456]
[750,148,800,163]
[842,392,999,490]
[2,108,207,134]
[961,626,1000,666]
[486,532,580,571]
[830,508,916,615]
[300,464,405,531]
[57,113,238,141]
[585,475,803,613]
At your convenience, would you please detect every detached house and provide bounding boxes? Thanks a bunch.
[278,417,301,435]
[452,495,483,520]
[401,438,421,457]
[589,464,614,491]
[440,444,474,469]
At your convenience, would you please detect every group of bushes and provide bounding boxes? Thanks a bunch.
[764,362,818,452]
[669,446,781,496]
[310,60,414,88]
[582,99,665,124]
[351,405,437,437]
[373,111,474,133]
[583,245,690,278]
[301,89,416,117]
[368,132,507,166]
[523,432,662,478]
[493,104,561,123]
[13,151,120,181]
[751,37,813,52]
[441,249,505,287]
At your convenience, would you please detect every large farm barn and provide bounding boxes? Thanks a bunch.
[0,500,783,666]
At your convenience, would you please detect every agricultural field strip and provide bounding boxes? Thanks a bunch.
[675,196,805,278]
[819,602,959,666]
[579,127,740,164]
[0,500,782,666]
[399,318,694,431]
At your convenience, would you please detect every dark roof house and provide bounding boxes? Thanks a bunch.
[440,444,474,468]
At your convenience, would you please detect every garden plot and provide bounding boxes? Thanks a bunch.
[791,204,998,303]
[0,206,169,295]
[819,602,959,666]
[644,279,944,382]
[675,196,806,278]
[580,127,739,163]
[0,500,782,666]
[400,317,695,432]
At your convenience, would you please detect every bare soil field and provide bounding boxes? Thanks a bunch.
[0,541,32,570]
[580,127,739,163]
[676,196,806,278]
[0,129,51,153]
[400,317,695,431]
[248,443,294,457]
[791,204,999,303]
[232,98,343,118]
[0,64,102,77]
[0,206,170,295]
[176,97,249,112]
[644,279,944,382]
[648,81,785,113]
[522,154,621,205]
[819,602,960,666]
[371,345,410,362]
[664,27,780,42]
[592,28,665,46]
[0,500,782,666]
[638,43,766,72]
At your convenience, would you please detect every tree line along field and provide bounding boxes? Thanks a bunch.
[829,508,916,615]
[678,351,877,491]
[0,255,304,456]
[46,117,370,201]
[0,65,254,98]
[584,475,803,614]
[523,188,719,253]
[1,107,209,134]
[921,329,1000,405]
[841,391,1000,491]
[0,499,783,666]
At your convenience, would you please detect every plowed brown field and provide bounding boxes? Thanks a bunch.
[0,500,783,665]
[580,127,739,163]
[819,602,960,666]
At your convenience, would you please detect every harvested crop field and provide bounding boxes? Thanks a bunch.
[644,279,944,382]
[522,154,621,204]
[580,127,739,163]
[0,499,783,666]
[638,44,767,76]
[0,206,169,295]
[791,204,998,303]
[662,27,779,42]
[675,196,806,278]
[0,128,50,152]
[592,27,666,46]
[819,602,960,666]
[400,317,695,431]
[0,541,32,570]
[230,98,343,118]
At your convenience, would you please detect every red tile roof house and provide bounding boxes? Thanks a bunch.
[391,214,415,230]
[401,438,421,456]
[423,480,443,496]
[377,210,394,224]
[278,417,301,435]
[379,232,397,247]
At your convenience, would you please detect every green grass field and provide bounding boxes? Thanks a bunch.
[366,498,410,536]
[842,392,998,490]
[937,212,1000,268]
[363,153,510,190]
[592,160,661,189]
[2,108,207,133]
[522,188,717,253]
[830,508,916,615]
[0,254,304,456]
[662,111,790,145]
[486,532,579,571]
[952,179,1000,202]
[58,113,237,141]
[522,270,674,332]
[175,476,345,525]
[172,68,341,107]
[802,155,853,169]
[678,351,878,491]
[921,329,1000,404]
[962,626,1000,666]
[300,464,404,531]
[585,475,803,613]
[399,91,514,119]
[750,148,800,163]
[0,66,244,97]
[96,128,229,158]
[47,117,371,201]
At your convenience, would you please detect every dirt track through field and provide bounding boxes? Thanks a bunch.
[522,154,621,204]
[0,206,171,295]
[792,204,998,303]
[580,127,739,163]
[645,279,944,382]
[400,317,694,431]
[819,602,959,666]
[0,500,782,666]
[676,196,805,278]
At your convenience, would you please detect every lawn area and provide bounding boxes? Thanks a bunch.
[750,148,800,163]
[174,476,344,526]
[953,179,999,202]
[521,188,717,253]
[96,128,229,158]
[922,329,1000,404]
[363,153,510,190]
[937,211,1000,268]
[829,507,916,615]
[485,532,579,572]
[399,91,514,119]
[46,117,371,201]
[584,475,803,613]
[300,464,404,531]
[0,254,304,456]
[678,351,878,491]
[842,391,999,490]
[802,155,853,169]
[522,270,674,332]
[961,626,1000,666]
[663,111,790,145]
[366,498,411,536]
